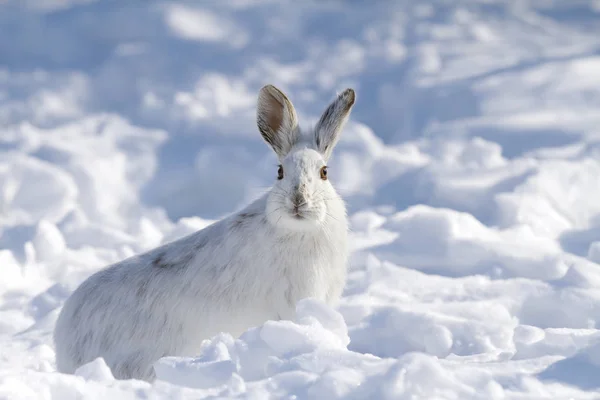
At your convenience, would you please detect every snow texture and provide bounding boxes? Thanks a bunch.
[3,0,600,398]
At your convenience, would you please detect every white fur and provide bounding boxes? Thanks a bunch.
[53,85,355,381]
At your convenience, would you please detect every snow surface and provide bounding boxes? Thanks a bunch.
[3,0,600,398]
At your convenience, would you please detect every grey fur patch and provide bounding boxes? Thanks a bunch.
[136,279,149,298]
[193,234,210,251]
[152,252,172,269]
[71,350,84,367]
[71,302,83,322]
[100,326,113,349]
[114,351,145,380]
[90,296,110,319]
[81,332,92,349]
[285,284,293,306]
[231,211,259,231]
[95,267,115,285]
[153,234,209,271]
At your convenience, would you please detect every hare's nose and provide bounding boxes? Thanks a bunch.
[292,191,306,207]
[291,185,308,210]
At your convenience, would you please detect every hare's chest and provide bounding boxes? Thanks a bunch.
[264,236,347,314]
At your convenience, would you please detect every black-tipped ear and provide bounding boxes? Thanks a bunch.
[257,85,299,159]
[314,88,355,160]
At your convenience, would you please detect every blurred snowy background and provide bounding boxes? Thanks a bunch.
[3,0,600,398]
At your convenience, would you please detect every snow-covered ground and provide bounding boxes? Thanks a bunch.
[3,0,600,398]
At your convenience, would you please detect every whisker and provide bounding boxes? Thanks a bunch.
[272,187,292,197]
[265,206,285,219]
[325,211,340,223]
[269,193,288,201]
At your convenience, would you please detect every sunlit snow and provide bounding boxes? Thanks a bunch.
[3,1,600,398]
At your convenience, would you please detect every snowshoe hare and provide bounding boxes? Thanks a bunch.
[53,85,356,381]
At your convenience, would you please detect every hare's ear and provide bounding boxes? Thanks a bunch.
[257,85,299,159]
[314,89,355,161]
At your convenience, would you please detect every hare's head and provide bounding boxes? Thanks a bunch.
[257,85,355,231]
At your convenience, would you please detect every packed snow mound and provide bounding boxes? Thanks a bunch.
[539,338,600,390]
[154,299,354,394]
[3,0,600,399]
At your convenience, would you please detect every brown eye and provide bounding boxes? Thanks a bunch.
[320,166,328,180]
[277,165,284,180]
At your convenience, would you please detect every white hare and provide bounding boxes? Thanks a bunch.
[53,85,355,381]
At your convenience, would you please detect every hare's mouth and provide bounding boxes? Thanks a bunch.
[291,209,305,219]
[270,206,322,230]
[291,204,308,219]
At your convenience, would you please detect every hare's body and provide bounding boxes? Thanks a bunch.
[54,194,347,380]
[54,85,356,381]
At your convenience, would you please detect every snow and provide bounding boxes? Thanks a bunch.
[2,0,600,398]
